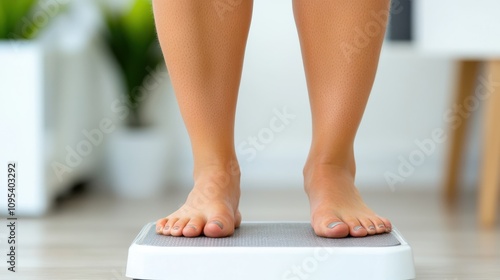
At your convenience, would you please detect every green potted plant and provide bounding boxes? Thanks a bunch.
[101,0,171,198]
[102,0,164,127]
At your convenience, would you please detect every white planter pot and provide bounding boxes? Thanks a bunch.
[0,2,109,216]
[0,41,48,215]
[0,39,97,215]
[107,128,170,198]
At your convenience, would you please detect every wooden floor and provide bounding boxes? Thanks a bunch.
[2,186,499,279]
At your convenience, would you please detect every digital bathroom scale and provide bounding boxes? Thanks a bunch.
[126,222,415,280]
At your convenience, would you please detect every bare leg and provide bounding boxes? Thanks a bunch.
[153,0,253,237]
[293,0,392,237]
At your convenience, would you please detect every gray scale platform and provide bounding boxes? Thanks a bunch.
[137,222,401,248]
[126,222,415,280]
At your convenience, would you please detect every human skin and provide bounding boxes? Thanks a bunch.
[154,0,392,238]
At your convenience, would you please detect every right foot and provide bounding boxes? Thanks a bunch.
[156,163,241,237]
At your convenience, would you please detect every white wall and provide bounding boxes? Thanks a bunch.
[159,0,482,192]
[415,0,500,58]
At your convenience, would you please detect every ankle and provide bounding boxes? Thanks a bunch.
[193,159,241,183]
[303,162,357,196]
[304,150,355,175]
[303,161,354,179]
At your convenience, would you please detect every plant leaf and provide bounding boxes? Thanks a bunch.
[101,0,164,126]
[0,0,38,39]
[0,2,6,39]
[122,0,155,54]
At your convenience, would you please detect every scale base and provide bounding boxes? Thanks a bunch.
[126,222,415,280]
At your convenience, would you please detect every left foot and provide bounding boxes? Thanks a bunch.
[304,161,392,238]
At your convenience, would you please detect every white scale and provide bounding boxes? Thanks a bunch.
[126,222,415,280]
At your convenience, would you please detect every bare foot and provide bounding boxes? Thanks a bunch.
[156,163,241,237]
[304,161,392,238]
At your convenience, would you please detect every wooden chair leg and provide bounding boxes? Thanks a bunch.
[444,60,480,203]
[479,60,500,228]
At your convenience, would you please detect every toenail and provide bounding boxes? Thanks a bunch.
[353,226,363,231]
[186,224,196,229]
[172,226,180,231]
[156,226,163,232]
[327,222,343,229]
[210,221,224,230]
[378,224,385,229]
[164,226,170,230]
[386,227,392,232]
[368,225,375,231]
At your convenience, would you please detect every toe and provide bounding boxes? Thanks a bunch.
[344,218,368,237]
[204,216,234,237]
[163,217,178,236]
[156,218,168,234]
[316,219,349,238]
[370,217,387,234]
[359,217,377,235]
[378,216,392,232]
[182,217,205,237]
[171,218,190,237]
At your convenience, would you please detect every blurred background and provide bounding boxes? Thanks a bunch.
[1,0,500,279]
[0,0,484,212]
